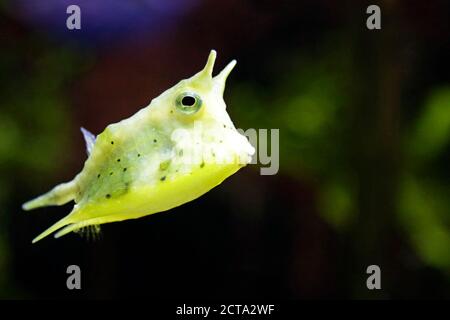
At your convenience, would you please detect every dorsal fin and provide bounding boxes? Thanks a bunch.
[80,127,96,156]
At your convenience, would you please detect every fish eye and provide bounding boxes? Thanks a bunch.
[176,92,202,115]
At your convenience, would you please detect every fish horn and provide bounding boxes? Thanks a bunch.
[213,59,237,95]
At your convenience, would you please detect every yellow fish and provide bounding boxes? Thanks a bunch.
[23,50,255,243]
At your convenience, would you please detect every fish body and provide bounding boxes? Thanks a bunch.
[23,50,254,243]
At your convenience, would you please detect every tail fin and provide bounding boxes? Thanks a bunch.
[32,214,74,243]
[22,180,77,211]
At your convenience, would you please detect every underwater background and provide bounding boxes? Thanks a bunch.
[0,0,449,299]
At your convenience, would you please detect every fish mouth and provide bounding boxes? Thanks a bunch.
[220,129,255,166]
[170,123,254,167]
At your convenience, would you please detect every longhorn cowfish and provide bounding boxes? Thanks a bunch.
[22,50,255,243]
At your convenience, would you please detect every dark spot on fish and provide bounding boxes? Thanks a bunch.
[200,162,205,168]
[111,141,114,145]
[117,159,121,162]
[106,194,111,199]
[97,174,101,178]
[137,153,141,157]
[160,176,166,181]
[153,139,157,143]
[170,110,174,114]
[159,160,170,171]
[110,172,113,175]
[123,168,127,172]
[223,124,226,128]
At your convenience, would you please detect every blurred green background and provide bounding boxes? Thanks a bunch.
[0,0,449,299]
